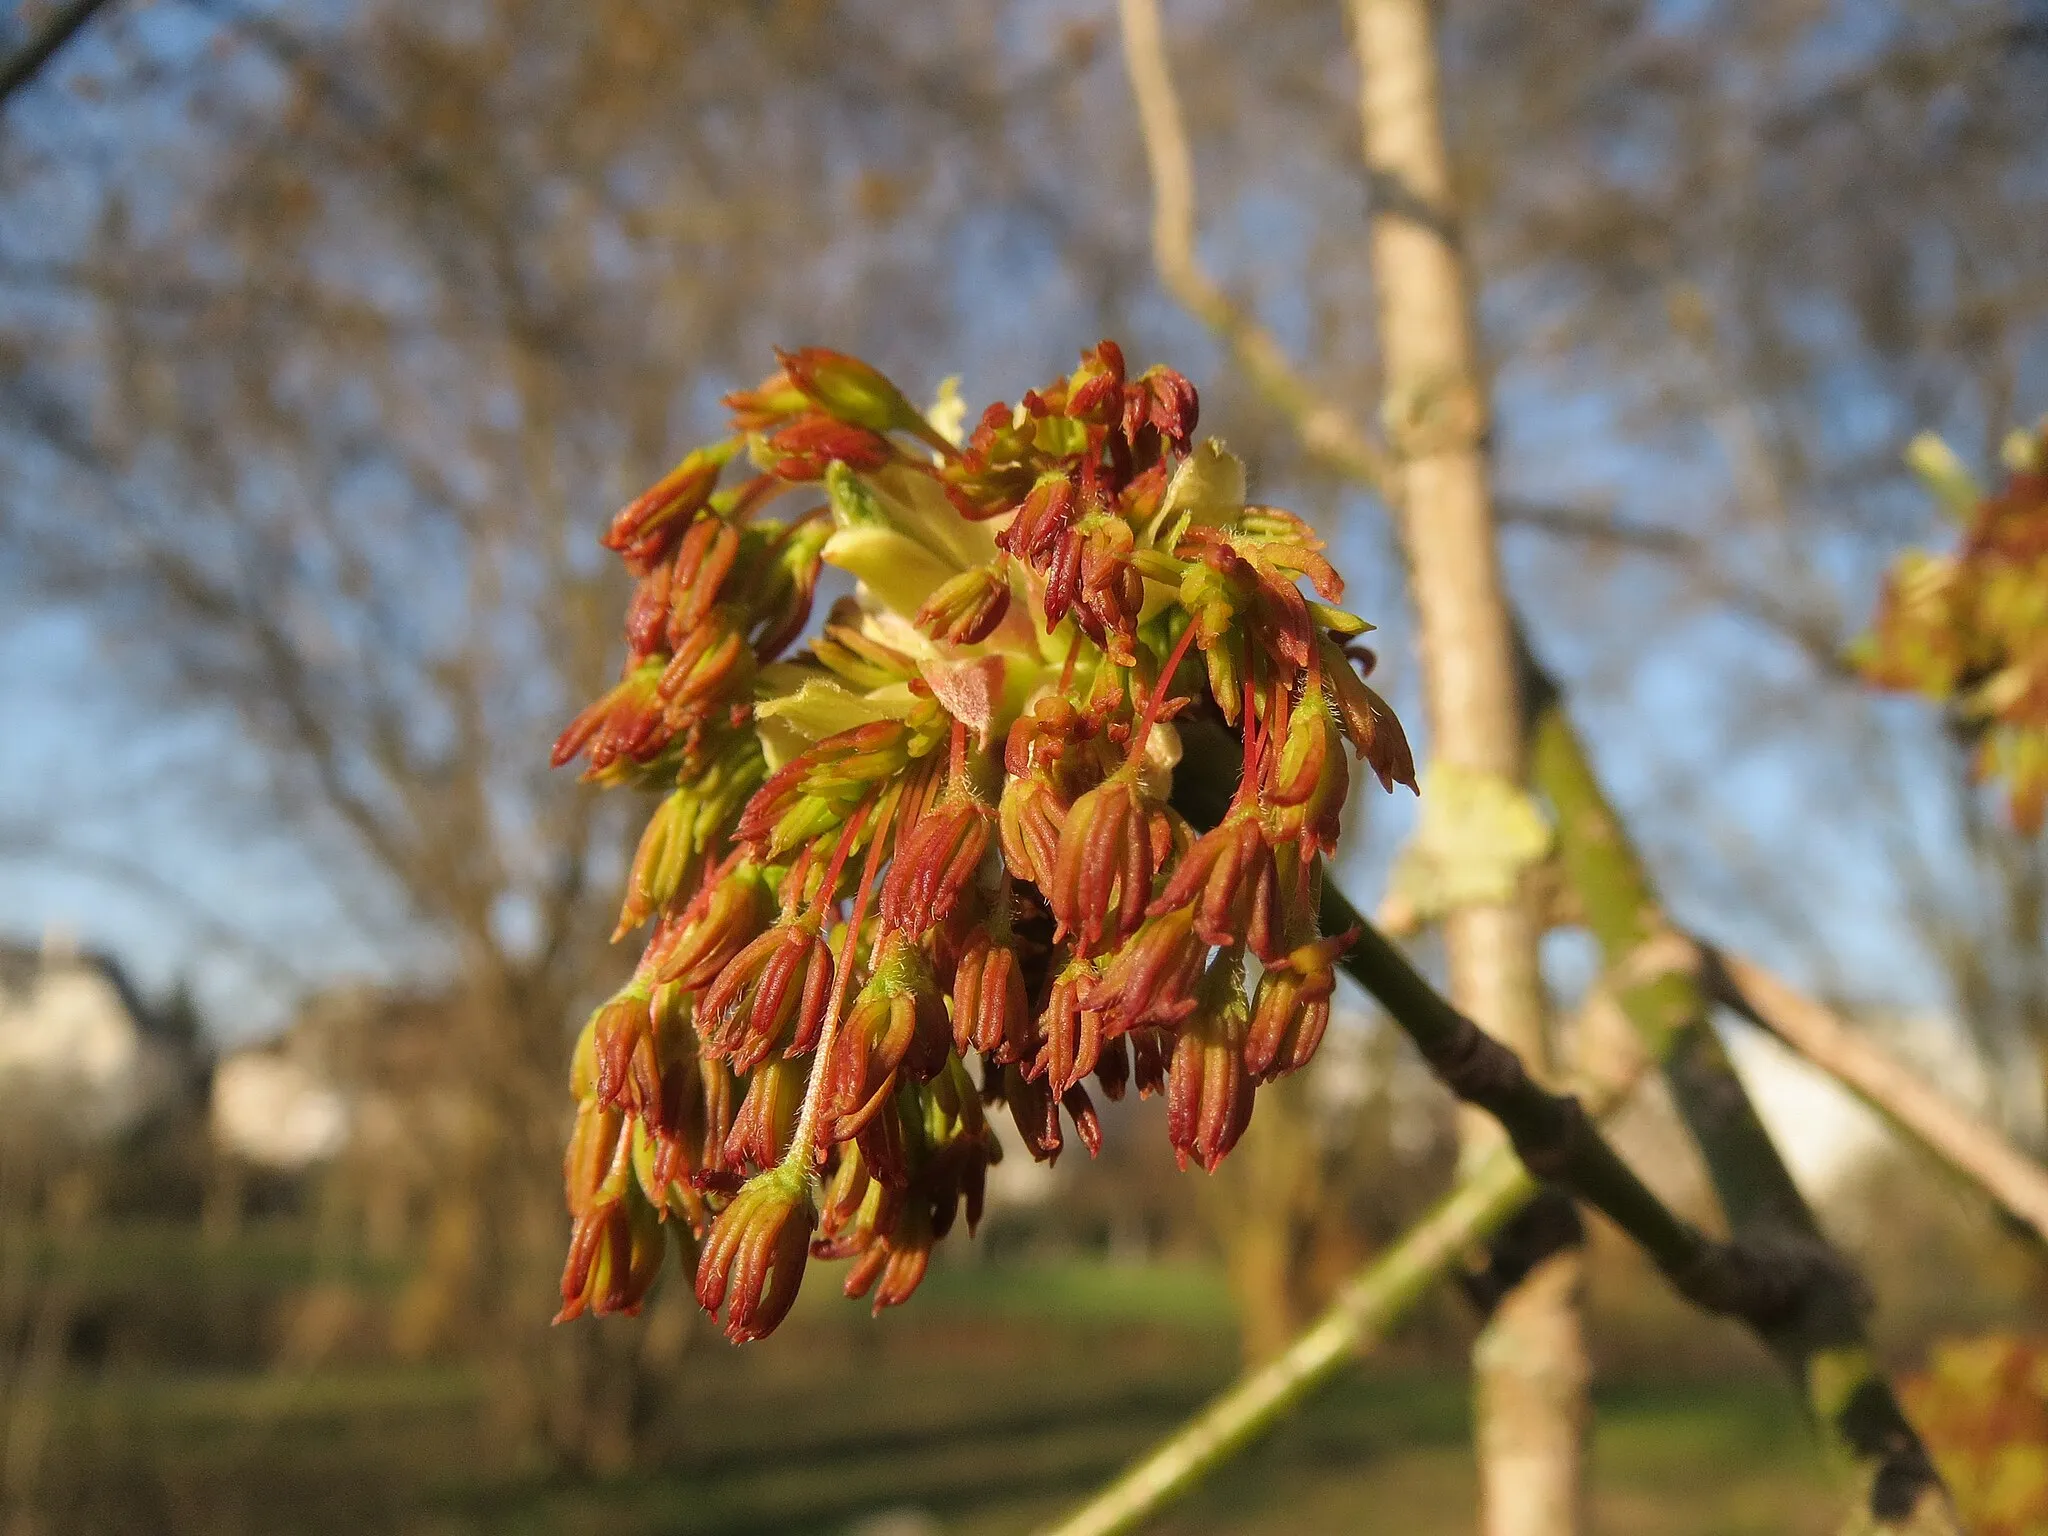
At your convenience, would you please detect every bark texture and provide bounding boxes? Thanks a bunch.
[1347,3,1588,1531]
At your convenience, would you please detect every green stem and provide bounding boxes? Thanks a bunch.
[1038,1145,1538,1536]
[1319,888,1796,1323]
[1523,645,1955,1534]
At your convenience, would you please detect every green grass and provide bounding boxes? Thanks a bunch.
[22,1249,1839,1536]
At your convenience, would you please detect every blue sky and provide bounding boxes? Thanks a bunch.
[1,0,2042,1072]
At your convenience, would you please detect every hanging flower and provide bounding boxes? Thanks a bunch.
[550,341,1416,1339]
[1857,421,2048,832]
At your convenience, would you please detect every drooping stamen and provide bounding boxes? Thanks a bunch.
[1058,627,1086,694]
[1126,618,1202,769]
[804,795,877,924]
[786,784,902,1168]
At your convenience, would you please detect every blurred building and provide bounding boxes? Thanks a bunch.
[209,983,479,1254]
[210,1051,351,1171]
[0,931,200,1145]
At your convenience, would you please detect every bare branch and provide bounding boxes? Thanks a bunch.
[1714,949,2048,1249]
[1045,981,1654,1536]
[1496,497,1856,680]
[0,0,120,109]
[0,824,309,995]
[1117,0,1393,497]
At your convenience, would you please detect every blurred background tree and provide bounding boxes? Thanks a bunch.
[0,1,2045,1533]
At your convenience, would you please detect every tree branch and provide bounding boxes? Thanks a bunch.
[0,0,119,109]
[1713,949,2048,1249]
[1117,0,1394,498]
[1496,499,1856,682]
[1037,1145,1539,1536]
[1116,4,1962,1530]
[1323,894,1825,1325]
[1521,643,1956,1533]
[1040,980,1653,1536]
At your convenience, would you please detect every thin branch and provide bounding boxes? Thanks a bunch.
[1120,0,1862,692]
[0,0,119,109]
[1323,896,1814,1325]
[1117,0,1394,497]
[1118,3,1956,1529]
[0,824,312,996]
[1039,1145,1535,1536]
[1496,499,1855,681]
[1714,949,2048,1248]
[1522,644,1955,1532]
[1042,987,1650,1536]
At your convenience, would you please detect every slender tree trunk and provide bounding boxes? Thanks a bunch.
[1347,3,1589,1531]
[1200,1073,1324,1365]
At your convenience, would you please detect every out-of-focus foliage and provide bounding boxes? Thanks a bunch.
[1904,1333,2048,1535]
[1857,424,2048,830]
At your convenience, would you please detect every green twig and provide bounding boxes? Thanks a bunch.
[1319,889,1814,1326]
[1523,644,1956,1534]
[1036,1146,1537,1536]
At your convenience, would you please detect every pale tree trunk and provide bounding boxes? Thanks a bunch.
[1198,1072,1327,1366]
[1347,3,1589,1532]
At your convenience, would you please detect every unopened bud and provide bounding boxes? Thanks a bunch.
[1048,771,1155,952]
[775,347,931,439]
[880,794,994,936]
[694,1165,816,1343]
[950,922,1031,1062]
[766,415,897,481]
[1166,955,1254,1172]
[698,920,832,1072]
[1245,930,1352,1082]
[721,1057,806,1173]
[824,936,949,1139]
[1089,906,1209,1032]
[915,563,1014,647]
[555,1179,666,1324]
[601,445,732,569]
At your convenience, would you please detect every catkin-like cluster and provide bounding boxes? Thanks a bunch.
[552,342,1414,1341]
[1858,422,2048,831]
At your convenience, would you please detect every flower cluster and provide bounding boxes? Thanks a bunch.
[551,341,1415,1341]
[1856,422,2048,830]
[1901,1333,2048,1536]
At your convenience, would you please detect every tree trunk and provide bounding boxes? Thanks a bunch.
[1200,1073,1325,1366]
[1347,3,1589,1532]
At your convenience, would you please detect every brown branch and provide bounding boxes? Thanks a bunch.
[1038,992,1651,1536]
[0,824,310,995]
[1523,648,1955,1530]
[1323,892,1835,1330]
[1713,949,2048,1248]
[0,0,120,109]
[1116,0,1394,498]
[1496,498,1855,681]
